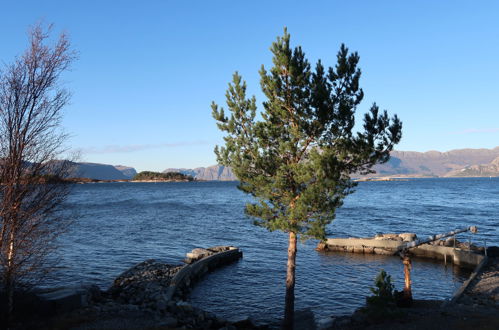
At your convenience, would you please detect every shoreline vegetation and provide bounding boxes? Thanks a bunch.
[132,171,195,182]
[37,174,499,184]
[37,171,197,184]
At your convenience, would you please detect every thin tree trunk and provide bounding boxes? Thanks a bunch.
[283,231,297,330]
[0,219,5,254]
[6,227,16,324]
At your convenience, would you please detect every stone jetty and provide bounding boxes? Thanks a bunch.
[318,253,499,330]
[316,232,498,330]
[318,232,485,268]
[33,246,254,329]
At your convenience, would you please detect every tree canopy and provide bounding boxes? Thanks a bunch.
[212,28,402,328]
[213,29,402,240]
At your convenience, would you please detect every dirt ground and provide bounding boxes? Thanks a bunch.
[348,300,499,330]
[461,256,499,306]
[333,257,499,330]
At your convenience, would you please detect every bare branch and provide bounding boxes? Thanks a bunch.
[0,23,76,322]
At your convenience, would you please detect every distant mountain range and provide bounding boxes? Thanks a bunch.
[164,147,499,180]
[69,147,499,181]
[370,147,499,178]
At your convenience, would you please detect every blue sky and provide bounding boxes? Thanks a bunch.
[1,1,498,172]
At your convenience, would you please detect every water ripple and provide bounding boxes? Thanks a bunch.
[47,178,498,323]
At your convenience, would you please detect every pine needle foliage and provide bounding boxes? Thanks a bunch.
[212,29,402,240]
[212,28,402,328]
[365,269,403,320]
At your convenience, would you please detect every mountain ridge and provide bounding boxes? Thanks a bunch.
[69,147,499,181]
[164,146,499,180]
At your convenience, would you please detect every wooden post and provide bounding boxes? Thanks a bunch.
[395,226,478,306]
[402,255,413,302]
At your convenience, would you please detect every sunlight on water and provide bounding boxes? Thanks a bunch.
[49,178,498,323]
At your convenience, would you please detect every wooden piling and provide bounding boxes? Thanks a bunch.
[403,255,413,302]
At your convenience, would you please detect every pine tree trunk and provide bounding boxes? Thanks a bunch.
[283,231,297,330]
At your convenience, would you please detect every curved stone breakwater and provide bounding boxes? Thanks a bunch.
[36,246,254,329]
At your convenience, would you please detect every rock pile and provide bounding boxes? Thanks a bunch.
[373,233,484,252]
[374,232,417,241]
[185,245,238,264]
[75,248,252,329]
[72,294,227,329]
[430,237,485,253]
[108,259,182,309]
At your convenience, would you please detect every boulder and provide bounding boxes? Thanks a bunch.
[399,233,417,242]
[185,248,213,263]
[374,233,401,240]
[207,245,236,253]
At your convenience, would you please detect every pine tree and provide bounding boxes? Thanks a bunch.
[212,29,402,329]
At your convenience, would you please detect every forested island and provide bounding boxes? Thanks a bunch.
[132,171,194,182]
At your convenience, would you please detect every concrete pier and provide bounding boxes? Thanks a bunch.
[319,233,485,269]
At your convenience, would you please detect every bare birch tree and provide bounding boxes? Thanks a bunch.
[0,23,76,321]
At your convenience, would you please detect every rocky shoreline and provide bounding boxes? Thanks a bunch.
[14,246,259,330]
[10,243,498,329]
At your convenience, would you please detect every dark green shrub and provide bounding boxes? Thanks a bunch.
[365,269,402,320]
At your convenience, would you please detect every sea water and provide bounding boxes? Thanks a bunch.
[51,178,498,322]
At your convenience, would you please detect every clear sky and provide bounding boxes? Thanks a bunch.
[1,1,498,172]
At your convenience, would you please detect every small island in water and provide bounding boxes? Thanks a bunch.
[33,171,195,184]
[132,171,195,182]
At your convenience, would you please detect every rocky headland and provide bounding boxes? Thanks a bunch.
[445,156,499,177]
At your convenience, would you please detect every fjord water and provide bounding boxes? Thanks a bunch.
[54,178,498,323]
